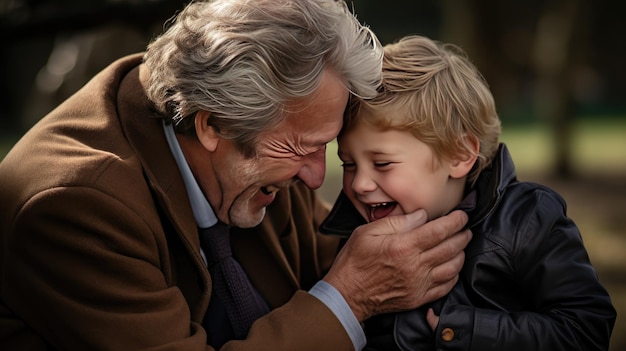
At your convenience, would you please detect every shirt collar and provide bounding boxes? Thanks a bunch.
[163,122,218,229]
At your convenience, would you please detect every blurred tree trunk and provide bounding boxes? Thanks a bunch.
[440,0,474,50]
[530,0,583,179]
[442,0,594,179]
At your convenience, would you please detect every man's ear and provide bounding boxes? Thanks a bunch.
[449,134,480,179]
[195,111,220,152]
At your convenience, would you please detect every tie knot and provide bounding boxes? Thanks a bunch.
[200,222,232,262]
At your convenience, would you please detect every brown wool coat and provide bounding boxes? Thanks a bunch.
[0,54,351,350]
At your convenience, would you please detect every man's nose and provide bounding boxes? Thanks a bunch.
[296,149,326,190]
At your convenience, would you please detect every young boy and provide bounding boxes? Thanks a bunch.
[320,35,616,351]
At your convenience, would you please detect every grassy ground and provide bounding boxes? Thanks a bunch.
[319,118,626,350]
[2,119,625,349]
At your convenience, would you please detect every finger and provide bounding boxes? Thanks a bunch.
[420,228,471,274]
[428,248,466,284]
[409,210,469,251]
[426,308,439,331]
[399,209,429,231]
[360,208,428,236]
[423,275,459,305]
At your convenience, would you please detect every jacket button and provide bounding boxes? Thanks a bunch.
[441,327,455,342]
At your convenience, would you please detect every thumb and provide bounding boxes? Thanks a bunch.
[382,208,428,234]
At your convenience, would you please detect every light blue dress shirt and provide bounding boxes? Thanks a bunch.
[162,122,365,349]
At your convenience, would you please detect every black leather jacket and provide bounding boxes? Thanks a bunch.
[320,144,616,351]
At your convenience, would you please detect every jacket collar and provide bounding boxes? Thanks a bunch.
[115,55,203,264]
[464,143,517,228]
[319,143,517,235]
[318,190,366,237]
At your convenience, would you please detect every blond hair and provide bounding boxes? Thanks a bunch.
[345,35,501,183]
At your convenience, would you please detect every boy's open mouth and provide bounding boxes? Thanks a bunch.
[369,202,398,221]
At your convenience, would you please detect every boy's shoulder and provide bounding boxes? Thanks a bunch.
[502,180,567,211]
[468,180,571,254]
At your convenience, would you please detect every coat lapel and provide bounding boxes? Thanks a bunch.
[114,57,212,316]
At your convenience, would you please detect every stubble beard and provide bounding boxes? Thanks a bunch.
[226,155,267,228]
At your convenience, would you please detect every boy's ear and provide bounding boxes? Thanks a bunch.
[195,111,220,152]
[449,134,480,179]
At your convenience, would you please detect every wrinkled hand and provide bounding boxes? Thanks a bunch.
[323,209,471,322]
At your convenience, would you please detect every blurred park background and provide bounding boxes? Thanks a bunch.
[1,0,624,349]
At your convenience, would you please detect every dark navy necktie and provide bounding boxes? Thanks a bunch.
[199,222,269,346]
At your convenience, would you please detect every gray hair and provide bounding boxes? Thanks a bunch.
[144,0,382,154]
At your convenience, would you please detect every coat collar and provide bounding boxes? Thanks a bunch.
[464,143,518,228]
[319,143,518,235]
[114,54,204,267]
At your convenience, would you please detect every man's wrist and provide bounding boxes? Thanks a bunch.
[309,280,366,350]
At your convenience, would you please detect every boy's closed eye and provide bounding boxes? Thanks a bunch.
[340,161,395,170]
[373,161,392,168]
